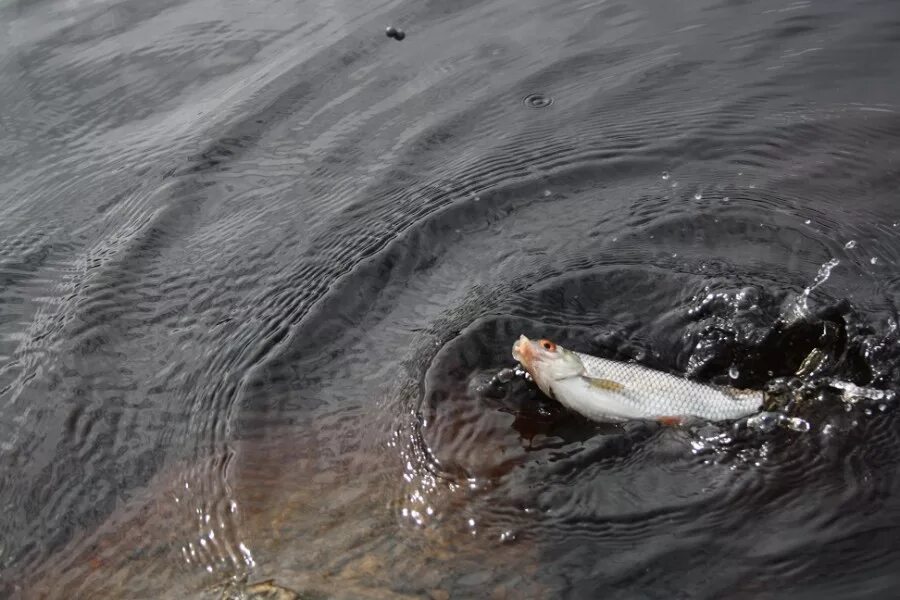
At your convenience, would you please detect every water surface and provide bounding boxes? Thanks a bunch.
[3,0,900,597]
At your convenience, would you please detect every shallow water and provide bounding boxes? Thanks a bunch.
[3,0,900,597]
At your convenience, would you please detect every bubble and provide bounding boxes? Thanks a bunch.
[844,240,857,249]
[661,171,670,180]
[523,93,553,108]
[805,219,812,225]
[694,192,702,200]
[723,196,730,202]
[728,365,739,379]
[871,257,878,264]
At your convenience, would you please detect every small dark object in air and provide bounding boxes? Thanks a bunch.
[386,26,405,41]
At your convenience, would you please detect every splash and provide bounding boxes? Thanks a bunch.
[783,258,840,324]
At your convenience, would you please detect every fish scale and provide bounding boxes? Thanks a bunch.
[571,351,763,422]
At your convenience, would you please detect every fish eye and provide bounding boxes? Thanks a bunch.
[540,340,557,352]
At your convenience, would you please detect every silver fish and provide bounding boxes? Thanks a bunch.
[512,335,762,424]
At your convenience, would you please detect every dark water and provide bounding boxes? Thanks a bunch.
[3,0,900,597]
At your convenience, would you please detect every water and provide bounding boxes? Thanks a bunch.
[2,0,900,597]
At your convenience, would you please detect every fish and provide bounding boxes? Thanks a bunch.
[511,335,763,424]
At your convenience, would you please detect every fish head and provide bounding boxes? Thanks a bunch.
[512,335,585,399]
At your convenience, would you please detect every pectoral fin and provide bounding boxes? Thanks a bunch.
[585,377,625,392]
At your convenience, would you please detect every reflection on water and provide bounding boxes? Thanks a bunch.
[3,0,900,597]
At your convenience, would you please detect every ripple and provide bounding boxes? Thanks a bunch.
[523,93,554,108]
[4,0,900,596]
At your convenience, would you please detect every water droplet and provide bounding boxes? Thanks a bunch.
[694,192,702,200]
[785,417,810,432]
[661,171,670,180]
[524,93,553,108]
[722,196,730,202]
[871,257,878,264]
[805,219,812,225]
[822,424,833,435]
[864,408,873,416]
[845,240,857,249]
[385,26,406,40]
[728,365,739,379]
[879,403,888,412]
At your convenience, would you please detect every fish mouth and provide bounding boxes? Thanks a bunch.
[512,334,534,366]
